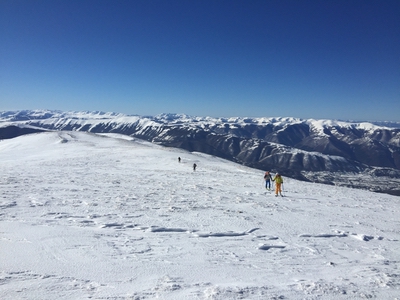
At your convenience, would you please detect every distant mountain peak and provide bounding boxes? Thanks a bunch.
[1,109,400,195]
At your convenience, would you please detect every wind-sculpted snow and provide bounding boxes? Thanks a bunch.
[0,131,399,299]
[194,228,259,238]
[258,244,286,251]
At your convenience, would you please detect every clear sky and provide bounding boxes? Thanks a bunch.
[1,0,399,121]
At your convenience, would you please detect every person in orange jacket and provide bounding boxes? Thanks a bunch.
[272,173,283,196]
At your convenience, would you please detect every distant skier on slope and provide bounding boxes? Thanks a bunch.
[263,171,272,190]
[193,163,197,171]
[272,173,283,197]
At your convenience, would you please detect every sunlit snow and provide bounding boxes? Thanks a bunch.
[0,131,399,299]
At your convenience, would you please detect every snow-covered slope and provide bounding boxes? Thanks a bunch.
[1,110,400,195]
[1,131,399,299]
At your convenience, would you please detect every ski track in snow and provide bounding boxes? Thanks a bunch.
[0,131,399,299]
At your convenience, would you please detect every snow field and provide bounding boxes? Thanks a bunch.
[0,131,399,299]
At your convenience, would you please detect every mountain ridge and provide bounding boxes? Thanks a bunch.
[2,109,400,128]
[1,109,400,195]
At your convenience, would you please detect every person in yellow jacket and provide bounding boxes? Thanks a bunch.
[272,173,283,197]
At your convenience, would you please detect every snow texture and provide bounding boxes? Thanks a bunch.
[0,131,399,299]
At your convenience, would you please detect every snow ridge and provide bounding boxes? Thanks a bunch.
[1,110,400,196]
[0,109,394,130]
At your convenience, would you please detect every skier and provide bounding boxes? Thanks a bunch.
[272,173,283,196]
[263,171,272,190]
[193,163,197,171]
[178,157,181,163]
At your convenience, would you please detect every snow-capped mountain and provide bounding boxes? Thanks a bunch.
[1,110,400,195]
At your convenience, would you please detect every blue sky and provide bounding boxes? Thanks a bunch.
[1,0,399,121]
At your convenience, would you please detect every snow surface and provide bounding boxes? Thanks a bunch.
[1,131,399,299]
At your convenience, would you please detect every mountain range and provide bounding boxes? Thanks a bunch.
[1,110,400,195]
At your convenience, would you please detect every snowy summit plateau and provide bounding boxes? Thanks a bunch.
[0,110,399,299]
